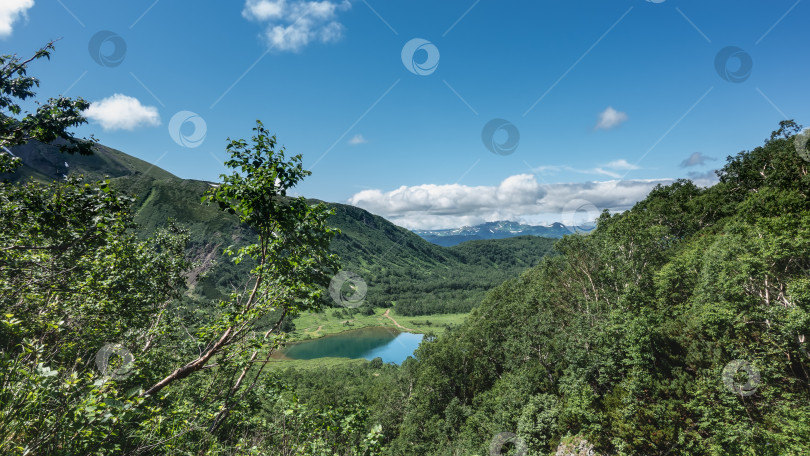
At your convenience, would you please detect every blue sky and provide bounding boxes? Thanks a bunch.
[2,0,808,229]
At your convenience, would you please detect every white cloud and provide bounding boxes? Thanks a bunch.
[591,159,640,178]
[84,94,160,131]
[347,174,672,230]
[602,159,639,170]
[243,0,284,20]
[242,0,351,52]
[0,0,34,38]
[590,168,621,179]
[533,159,640,179]
[348,134,367,145]
[595,106,628,130]
[680,151,716,168]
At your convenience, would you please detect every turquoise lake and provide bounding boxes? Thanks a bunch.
[281,327,424,364]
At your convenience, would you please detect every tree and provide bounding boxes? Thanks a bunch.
[1,41,94,164]
[140,120,340,432]
[0,42,182,455]
[0,43,380,454]
[0,178,189,454]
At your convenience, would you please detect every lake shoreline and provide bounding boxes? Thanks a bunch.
[279,326,425,365]
[287,307,468,343]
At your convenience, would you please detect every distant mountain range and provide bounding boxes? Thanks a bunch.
[413,220,591,246]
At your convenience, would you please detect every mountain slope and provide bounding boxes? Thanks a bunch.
[5,140,176,183]
[8,141,557,315]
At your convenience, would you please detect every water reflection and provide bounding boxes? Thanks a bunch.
[281,327,424,365]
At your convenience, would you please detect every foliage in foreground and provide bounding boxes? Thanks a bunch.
[0,133,381,455]
[0,44,381,455]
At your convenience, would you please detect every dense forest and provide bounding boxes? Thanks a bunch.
[2,44,810,455]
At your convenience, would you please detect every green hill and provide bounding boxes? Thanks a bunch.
[8,140,556,315]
